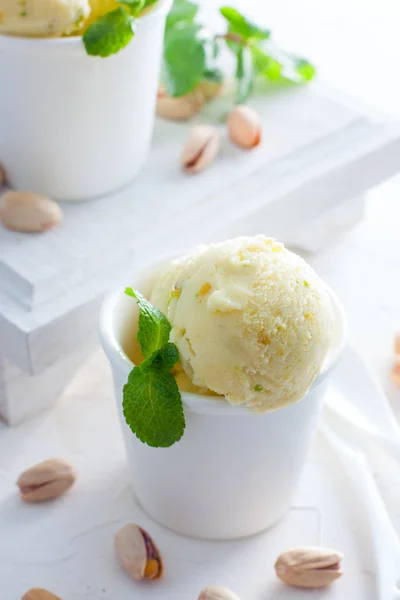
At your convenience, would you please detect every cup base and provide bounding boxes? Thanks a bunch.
[131,482,290,540]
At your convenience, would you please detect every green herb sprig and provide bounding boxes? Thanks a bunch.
[83,0,315,104]
[83,0,154,56]
[123,288,185,448]
[163,2,316,103]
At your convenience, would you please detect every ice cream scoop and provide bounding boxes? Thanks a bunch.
[0,0,90,37]
[150,235,335,411]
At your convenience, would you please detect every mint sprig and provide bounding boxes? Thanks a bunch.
[235,45,254,104]
[123,288,185,448]
[125,288,171,358]
[83,7,135,57]
[82,0,316,106]
[163,23,207,97]
[219,6,270,42]
[83,0,147,57]
[165,0,198,31]
[119,0,145,11]
[161,1,316,104]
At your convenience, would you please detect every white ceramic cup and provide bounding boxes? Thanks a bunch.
[100,257,346,540]
[0,0,172,202]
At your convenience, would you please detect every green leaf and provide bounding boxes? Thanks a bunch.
[140,343,179,373]
[117,0,145,15]
[202,67,224,83]
[235,45,254,103]
[123,291,185,448]
[164,23,206,96]
[200,39,223,86]
[123,361,185,448]
[166,0,198,31]
[294,57,316,81]
[144,0,159,7]
[220,6,270,41]
[251,46,282,80]
[251,43,316,83]
[125,288,171,358]
[83,7,135,57]
[251,45,270,73]
[210,37,220,59]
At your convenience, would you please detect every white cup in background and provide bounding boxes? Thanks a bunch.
[100,257,346,539]
[0,0,172,201]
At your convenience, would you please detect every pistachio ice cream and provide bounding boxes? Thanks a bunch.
[150,235,334,411]
[0,0,90,37]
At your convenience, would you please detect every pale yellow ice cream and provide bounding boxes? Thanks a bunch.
[150,235,334,412]
[0,0,90,37]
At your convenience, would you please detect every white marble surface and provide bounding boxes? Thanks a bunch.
[1,0,400,598]
[0,355,381,600]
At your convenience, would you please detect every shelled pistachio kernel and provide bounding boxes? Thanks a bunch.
[181,125,220,173]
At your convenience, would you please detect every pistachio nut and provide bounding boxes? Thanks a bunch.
[198,585,241,600]
[391,360,400,387]
[0,191,62,233]
[22,589,62,600]
[17,458,76,503]
[274,546,344,589]
[156,86,205,121]
[0,164,5,186]
[181,125,220,173]
[227,105,261,149]
[114,523,163,581]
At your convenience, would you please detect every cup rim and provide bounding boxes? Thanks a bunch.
[99,254,347,416]
[0,0,173,48]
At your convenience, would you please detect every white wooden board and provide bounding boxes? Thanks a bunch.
[1,84,400,376]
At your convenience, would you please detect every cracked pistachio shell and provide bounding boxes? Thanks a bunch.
[197,586,241,600]
[275,546,344,589]
[17,458,76,503]
[0,191,62,233]
[114,523,163,581]
[22,589,62,600]
[156,86,205,120]
[181,125,220,173]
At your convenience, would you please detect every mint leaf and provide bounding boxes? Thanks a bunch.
[251,46,282,80]
[140,342,179,373]
[125,288,171,357]
[220,7,270,41]
[164,23,206,96]
[166,0,198,31]
[123,291,185,447]
[123,360,185,448]
[252,44,316,83]
[235,45,254,103]
[294,57,316,82]
[83,7,135,57]
[118,0,145,15]
[202,67,224,83]
[144,0,159,7]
